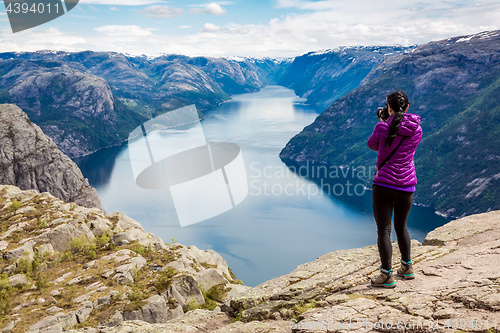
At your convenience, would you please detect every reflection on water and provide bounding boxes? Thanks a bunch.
[75,145,124,187]
[75,86,450,287]
[282,160,450,233]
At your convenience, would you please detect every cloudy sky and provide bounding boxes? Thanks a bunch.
[0,0,499,58]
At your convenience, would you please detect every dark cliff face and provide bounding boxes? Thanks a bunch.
[277,46,415,108]
[0,58,145,158]
[279,30,500,218]
[0,51,289,158]
[0,104,103,211]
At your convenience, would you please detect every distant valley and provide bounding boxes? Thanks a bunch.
[0,52,290,158]
[0,47,405,158]
[2,31,499,219]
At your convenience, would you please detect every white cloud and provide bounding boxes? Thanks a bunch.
[202,23,221,32]
[79,0,163,4]
[274,0,302,8]
[1,0,499,59]
[190,3,227,15]
[0,27,86,52]
[220,24,249,34]
[225,27,249,34]
[179,25,193,29]
[191,1,234,6]
[94,25,154,36]
[141,5,184,18]
[109,6,119,11]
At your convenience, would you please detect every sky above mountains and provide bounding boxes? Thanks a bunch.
[0,0,499,58]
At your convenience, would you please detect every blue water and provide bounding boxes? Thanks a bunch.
[74,86,450,287]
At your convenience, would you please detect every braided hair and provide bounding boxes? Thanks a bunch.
[385,91,409,147]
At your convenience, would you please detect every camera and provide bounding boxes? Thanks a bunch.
[377,106,389,122]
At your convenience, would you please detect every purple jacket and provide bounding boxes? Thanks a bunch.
[368,113,422,187]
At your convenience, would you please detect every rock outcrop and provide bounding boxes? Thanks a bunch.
[1,184,500,333]
[215,210,498,333]
[286,210,500,333]
[0,104,103,211]
[0,51,290,158]
[72,210,500,333]
[0,185,243,333]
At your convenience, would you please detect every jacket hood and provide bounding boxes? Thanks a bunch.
[387,113,421,136]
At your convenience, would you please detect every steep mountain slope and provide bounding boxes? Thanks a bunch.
[0,104,103,211]
[277,46,414,107]
[0,59,144,158]
[222,56,293,87]
[0,51,289,158]
[280,30,500,218]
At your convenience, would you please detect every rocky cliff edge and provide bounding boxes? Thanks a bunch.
[0,185,250,333]
[0,104,103,211]
[1,184,499,332]
[75,211,500,333]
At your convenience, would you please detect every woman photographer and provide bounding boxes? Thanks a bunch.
[367,91,422,288]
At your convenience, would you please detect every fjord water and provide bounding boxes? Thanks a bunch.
[75,86,449,287]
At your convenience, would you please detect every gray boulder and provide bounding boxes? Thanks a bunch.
[75,301,93,324]
[181,245,231,278]
[35,243,55,256]
[29,312,77,332]
[112,256,147,284]
[163,253,198,275]
[195,268,228,292]
[104,310,123,327]
[36,324,63,333]
[8,274,29,288]
[87,216,112,237]
[185,246,229,268]
[35,221,95,252]
[225,284,252,300]
[122,295,177,324]
[4,240,35,261]
[108,212,166,249]
[164,275,205,309]
[108,212,144,231]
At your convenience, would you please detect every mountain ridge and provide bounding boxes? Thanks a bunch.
[0,104,103,212]
[276,45,415,107]
[279,29,500,219]
[0,51,290,158]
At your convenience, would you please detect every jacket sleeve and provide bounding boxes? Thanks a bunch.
[367,123,380,151]
[415,126,423,144]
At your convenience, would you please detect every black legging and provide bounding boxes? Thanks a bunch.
[372,184,413,270]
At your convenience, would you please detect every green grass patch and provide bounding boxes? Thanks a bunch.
[8,201,22,213]
[153,267,179,293]
[291,301,318,321]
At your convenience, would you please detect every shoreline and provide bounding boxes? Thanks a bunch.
[279,157,451,220]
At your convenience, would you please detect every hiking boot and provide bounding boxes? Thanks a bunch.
[397,259,415,280]
[371,268,396,288]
